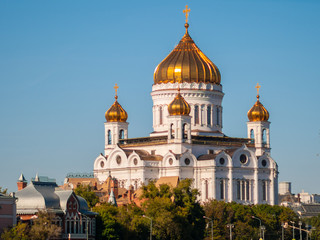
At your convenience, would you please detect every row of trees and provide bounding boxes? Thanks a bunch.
[2,180,316,239]
[89,180,302,240]
[1,211,61,240]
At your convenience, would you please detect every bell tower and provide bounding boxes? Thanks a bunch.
[167,89,192,144]
[247,83,270,156]
[104,84,128,154]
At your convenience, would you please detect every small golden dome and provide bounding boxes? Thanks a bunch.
[247,95,269,122]
[105,95,128,122]
[154,23,221,85]
[168,89,191,116]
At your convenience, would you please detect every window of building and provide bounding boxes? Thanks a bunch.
[205,180,208,200]
[220,180,224,200]
[216,107,220,126]
[262,181,267,201]
[194,105,199,124]
[240,154,247,164]
[207,106,211,126]
[183,123,187,139]
[250,129,255,143]
[237,181,241,200]
[170,124,175,139]
[108,130,112,145]
[237,180,250,201]
[261,159,267,167]
[219,158,225,165]
[119,129,124,139]
[159,106,163,125]
[208,149,214,154]
[262,129,267,145]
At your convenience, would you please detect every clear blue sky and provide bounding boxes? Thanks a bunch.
[1,0,319,194]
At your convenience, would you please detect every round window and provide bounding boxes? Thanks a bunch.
[100,161,104,168]
[116,155,121,164]
[262,159,267,167]
[185,158,190,165]
[219,158,225,165]
[240,154,247,164]
[169,158,173,165]
[133,158,138,165]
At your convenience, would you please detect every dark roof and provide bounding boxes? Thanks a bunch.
[198,154,217,160]
[123,149,163,161]
[119,135,253,148]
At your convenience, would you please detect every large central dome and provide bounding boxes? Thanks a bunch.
[154,23,221,85]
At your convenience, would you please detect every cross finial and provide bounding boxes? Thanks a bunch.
[183,5,190,23]
[255,83,261,95]
[114,84,119,97]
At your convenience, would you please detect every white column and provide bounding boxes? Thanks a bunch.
[211,168,216,199]
[254,169,259,204]
[228,167,233,202]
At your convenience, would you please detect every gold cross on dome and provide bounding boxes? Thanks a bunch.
[183,5,190,23]
[255,83,261,95]
[114,83,119,96]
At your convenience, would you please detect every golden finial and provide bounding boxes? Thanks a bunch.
[255,83,261,98]
[183,5,190,23]
[114,83,119,99]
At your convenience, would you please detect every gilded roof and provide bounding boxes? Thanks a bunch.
[247,95,269,122]
[168,89,191,116]
[105,96,128,122]
[154,23,221,85]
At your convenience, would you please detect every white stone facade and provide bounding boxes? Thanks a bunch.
[93,80,278,205]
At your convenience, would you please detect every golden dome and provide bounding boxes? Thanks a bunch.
[105,95,128,122]
[154,23,221,85]
[247,95,269,122]
[168,89,191,116]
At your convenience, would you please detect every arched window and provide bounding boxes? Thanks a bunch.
[237,181,241,200]
[108,130,112,145]
[220,180,224,200]
[170,124,175,139]
[216,107,220,126]
[119,129,124,140]
[250,129,255,143]
[159,106,163,125]
[182,123,187,139]
[194,105,199,124]
[207,106,211,126]
[262,181,267,201]
[262,129,267,145]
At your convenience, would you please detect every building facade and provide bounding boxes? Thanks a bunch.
[15,174,97,240]
[93,9,278,205]
[0,193,16,234]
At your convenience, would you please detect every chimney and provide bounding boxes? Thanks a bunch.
[17,173,27,191]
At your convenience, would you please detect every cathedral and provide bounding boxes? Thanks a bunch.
[93,6,278,205]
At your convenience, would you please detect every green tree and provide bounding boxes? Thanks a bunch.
[141,179,205,240]
[74,184,99,208]
[29,210,61,240]
[203,200,299,240]
[1,222,29,240]
[93,203,122,240]
[304,214,320,239]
